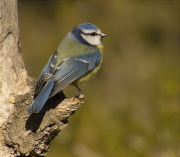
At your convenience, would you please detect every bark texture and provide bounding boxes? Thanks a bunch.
[0,1,84,156]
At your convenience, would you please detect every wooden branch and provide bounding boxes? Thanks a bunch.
[4,80,84,156]
[0,0,84,156]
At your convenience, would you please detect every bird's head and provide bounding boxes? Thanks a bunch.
[70,23,107,46]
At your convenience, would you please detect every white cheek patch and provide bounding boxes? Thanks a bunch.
[81,34,101,46]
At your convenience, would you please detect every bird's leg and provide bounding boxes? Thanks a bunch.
[74,85,83,98]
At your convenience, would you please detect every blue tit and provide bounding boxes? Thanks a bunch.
[27,23,107,114]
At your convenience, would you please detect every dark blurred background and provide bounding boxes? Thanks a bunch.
[18,1,179,157]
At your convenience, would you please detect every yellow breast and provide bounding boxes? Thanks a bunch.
[73,45,104,85]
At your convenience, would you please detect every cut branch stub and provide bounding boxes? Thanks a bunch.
[4,79,84,156]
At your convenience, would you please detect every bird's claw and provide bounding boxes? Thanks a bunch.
[74,91,83,98]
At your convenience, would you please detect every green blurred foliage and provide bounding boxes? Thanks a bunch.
[18,1,179,157]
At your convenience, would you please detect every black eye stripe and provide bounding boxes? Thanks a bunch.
[82,32,101,36]
[91,32,96,36]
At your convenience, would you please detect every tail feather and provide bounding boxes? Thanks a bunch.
[27,77,54,114]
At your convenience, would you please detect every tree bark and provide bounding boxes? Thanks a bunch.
[0,1,84,156]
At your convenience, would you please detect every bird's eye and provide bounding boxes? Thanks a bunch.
[91,32,96,36]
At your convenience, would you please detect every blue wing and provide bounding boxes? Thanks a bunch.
[34,51,58,94]
[27,50,101,114]
[27,77,54,114]
[49,50,101,98]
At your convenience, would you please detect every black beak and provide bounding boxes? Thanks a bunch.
[101,32,107,37]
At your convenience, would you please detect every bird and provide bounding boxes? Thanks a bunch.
[27,23,107,114]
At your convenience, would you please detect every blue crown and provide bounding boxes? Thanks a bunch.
[78,23,98,31]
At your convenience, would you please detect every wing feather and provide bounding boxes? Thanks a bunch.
[27,77,54,114]
[49,50,101,97]
[35,51,58,94]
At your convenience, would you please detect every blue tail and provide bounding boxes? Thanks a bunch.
[27,77,54,114]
